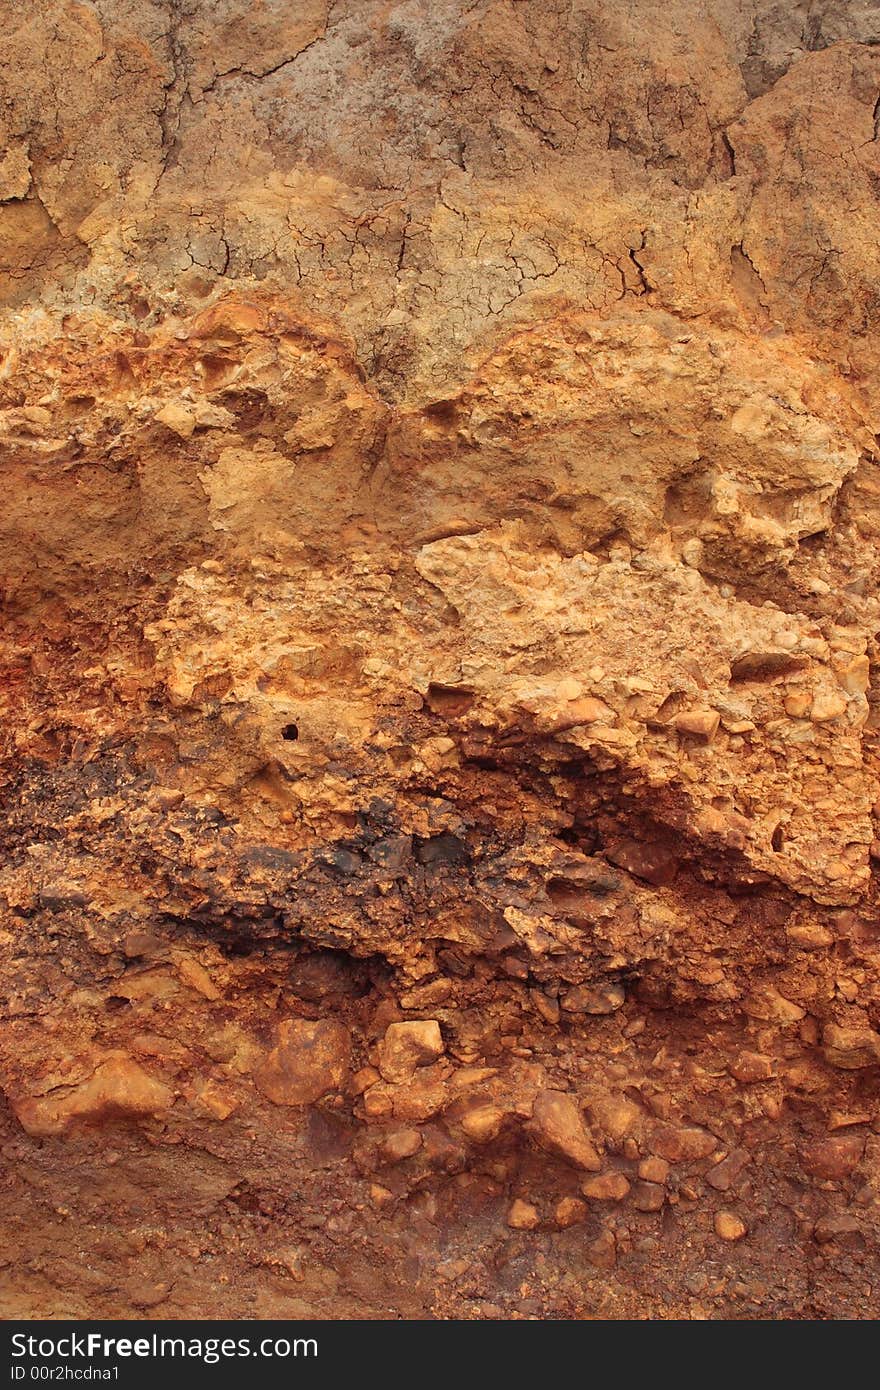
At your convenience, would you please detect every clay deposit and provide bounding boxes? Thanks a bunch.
[2,0,880,1320]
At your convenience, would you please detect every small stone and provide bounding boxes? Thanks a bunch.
[828,1109,871,1131]
[651,1124,717,1162]
[153,402,195,438]
[546,696,615,730]
[674,708,720,741]
[529,1090,601,1172]
[530,989,561,1024]
[585,1229,616,1269]
[555,1196,588,1228]
[714,1211,747,1241]
[632,1181,665,1212]
[705,1148,750,1192]
[681,538,703,567]
[785,922,833,949]
[783,691,812,719]
[377,1020,445,1083]
[561,983,625,1015]
[811,691,847,722]
[742,987,805,1023]
[581,1171,630,1201]
[460,1103,507,1144]
[589,1092,644,1144]
[176,956,220,1000]
[362,1085,394,1118]
[606,838,678,886]
[800,1135,864,1181]
[192,1080,238,1121]
[381,1127,422,1163]
[253,1017,351,1106]
[507,1198,540,1230]
[838,655,869,695]
[352,1065,381,1095]
[369,1184,394,1209]
[822,1024,880,1070]
[813,1212,862,1244]
[730,1051,774,1083]
[638,1156,670,1184]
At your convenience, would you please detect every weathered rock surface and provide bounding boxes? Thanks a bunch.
[2,0,880,1322]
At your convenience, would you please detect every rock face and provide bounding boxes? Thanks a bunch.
[2,0,880,1321]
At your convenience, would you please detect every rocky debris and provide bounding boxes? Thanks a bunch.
[253,1018,351,1107]
[3,0,880,1326]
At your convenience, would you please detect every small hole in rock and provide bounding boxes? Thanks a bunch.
[771,825,784,852]
[281,722,299,741]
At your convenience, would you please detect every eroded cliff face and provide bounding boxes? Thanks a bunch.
[3,0,880,1320]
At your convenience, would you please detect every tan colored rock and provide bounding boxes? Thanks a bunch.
[822,1024,880,1070]
[810,691,848,723]
[581,1171,630,1202]
[507,1199,540,1231]
[176,956,221,1001]
[13,1057,173,1137]
[715,1211,747,1242]
[253,1018,350,1106]
[638,1156,670,1184]
[730,1051,774,1083]
[554,1196,588,1228]
[585,1229,617,1270]
[633,1181,665,1212]
[674,709,720,742]
[560,983,625,1015]
[651,1124,717,1162]
[529,1090,601,1172]
[460,1103,507,1144]
[786,923,834,949]
[381,1128,422,1163]
[705,1149,750,1193]
[153,403,196,439]
[800,1136,864,1181]
[377,1021,444,1084]
[589,1093,644,1145]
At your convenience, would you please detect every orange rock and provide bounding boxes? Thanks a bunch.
[651,1124,717,1162]
[507,1198,540,1230]
[529,1090,601,1172]
[581,1172,630,1201]
[800,1135,864,1181]
[555,1196,588,1228]
[13,1057,173,1137]
[253,1018,351,1106]
[376,1021,445,1083]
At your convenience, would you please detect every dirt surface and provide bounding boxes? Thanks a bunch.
[2,0,880,1321]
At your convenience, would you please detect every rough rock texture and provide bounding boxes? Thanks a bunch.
[3,0,880,1321]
